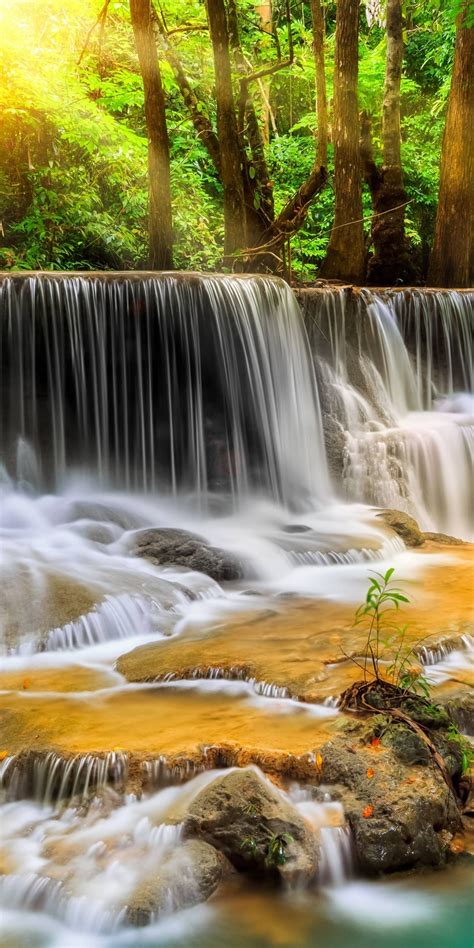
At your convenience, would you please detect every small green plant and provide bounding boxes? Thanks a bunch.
[265,832,294,868]
[240,825,294,868]
[447,723,474,776]
[353,566,431,697]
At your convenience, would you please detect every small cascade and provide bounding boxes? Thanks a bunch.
[0,751,129,805]
[289,785,354,885]
[301,286,474,538]
[0,274,328,509]
[41,593,161,653]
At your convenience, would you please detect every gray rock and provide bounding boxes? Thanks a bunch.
[318,725,460,875]
[441,690,474,736]
[129,527,244,582]
[183,768,318,883]
[126,839,231,926]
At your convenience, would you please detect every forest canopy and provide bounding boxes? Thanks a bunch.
[0,0,472,283]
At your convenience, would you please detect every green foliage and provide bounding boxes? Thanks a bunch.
[240,830,294,868]
[354,568,432,698]
[446,724,474,776]
[0,0,460,275]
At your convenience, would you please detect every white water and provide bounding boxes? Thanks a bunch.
[309,287,473,538]
[0,275,472,944]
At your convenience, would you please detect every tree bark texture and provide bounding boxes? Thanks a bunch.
[206,0,247,262]
[429,4,474,287]
[130,0,173,270]
[310,0,328,169]
[319,0,365,284]
[366,0,415,284]
[227,0,274,248]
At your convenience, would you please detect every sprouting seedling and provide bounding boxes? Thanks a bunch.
[354,566,410,682]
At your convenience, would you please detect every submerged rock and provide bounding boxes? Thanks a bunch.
[183,768,318,883]
[126,839,232,926]
[129,527,244,582]
[376,508,425,546]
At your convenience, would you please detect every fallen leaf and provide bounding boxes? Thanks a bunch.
[367,767,375,779]
[370,737,381,748]
[316,752,323,769]
[362,805,374,818]
[22,677,31,690]
[0,751,9,761]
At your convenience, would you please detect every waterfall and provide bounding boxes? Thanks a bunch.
[300,286,473,538]
[0,273,328,509]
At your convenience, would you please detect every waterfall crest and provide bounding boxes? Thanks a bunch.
[0,274,328,509]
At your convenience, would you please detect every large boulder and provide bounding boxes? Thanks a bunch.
[376,508,425,547]
[183,768,318,883]
[126,839,231,926]
[317,721,460,875]
[129,527,244,582]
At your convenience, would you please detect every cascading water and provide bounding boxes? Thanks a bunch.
[301,286,474,538]
[0,273,328,507]
[1,272,473,947]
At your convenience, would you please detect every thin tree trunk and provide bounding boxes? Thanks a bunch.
[429,3,474,287]
[227,0,274,247]
[366,0,414,284]
[151,6,222,175]
[130,0,173,269]
[319,0,365,284]
[257,2,273,144]
[206,0,247,262]
[310,0,328,169]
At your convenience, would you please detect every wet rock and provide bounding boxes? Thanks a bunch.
[183,768,318,883]
[423,532,466,546]
[318,722,460,875]
[441,690,474,736]
[376,508,424,547]
[129,527,244,582]
[126,839,232,925]
[282,524,312,534]
[383,726,432,766]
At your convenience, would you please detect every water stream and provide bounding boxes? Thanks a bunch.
[0,274,472,946]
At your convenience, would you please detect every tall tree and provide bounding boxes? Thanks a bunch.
[361,0,414,284]
[429,2,474,287]
[256,1,273,144]
[319,0,365,284]
[310,0,328,170]
[130,0,173,269]
[205,0,247,262]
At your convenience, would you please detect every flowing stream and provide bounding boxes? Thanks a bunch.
[0,273,472,946]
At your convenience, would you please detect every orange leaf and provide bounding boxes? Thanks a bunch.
[370,737,381,747]
[316,752,324,769]
[22,677,31,690]
[362,805,374,818]
[0,751,9,761]
[366,767,375,779]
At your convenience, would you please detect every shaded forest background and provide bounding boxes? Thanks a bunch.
[0,0,472,284]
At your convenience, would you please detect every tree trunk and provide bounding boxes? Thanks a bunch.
[319,0,365,284]
[227,0,274,248]
[366,0,414,284]
[151,6,222,176]
[256,2,273,144]
[206,0,247,263]
[310,0,328,169]
[429,4,474,287]
[130,0,173,269]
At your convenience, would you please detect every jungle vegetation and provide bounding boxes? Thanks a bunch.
[0,0,472,284]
